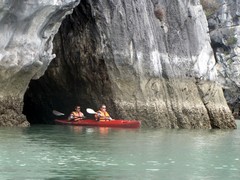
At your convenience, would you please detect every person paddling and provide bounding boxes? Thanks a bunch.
[68,105,84,121]
[95,104,112,121]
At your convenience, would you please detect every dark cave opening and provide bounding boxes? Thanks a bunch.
[23,0,113,124]
[23,75,96,124]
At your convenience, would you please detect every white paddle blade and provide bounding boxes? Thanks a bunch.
[86,108,96,114]
[52,110,65,116]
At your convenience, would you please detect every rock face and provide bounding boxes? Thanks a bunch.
[205,0,240,116]
[0,0,80,126]
[0,0,236,128]
[23,0,236,128]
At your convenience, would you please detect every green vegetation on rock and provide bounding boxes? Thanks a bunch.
[200,0,220,17]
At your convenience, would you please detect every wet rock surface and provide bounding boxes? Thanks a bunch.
[0,97,29,127]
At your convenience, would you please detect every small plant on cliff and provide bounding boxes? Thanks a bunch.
[154,4,165,22]
[200,0,220,17]
[226,36,238,47]
[225,29,238,47]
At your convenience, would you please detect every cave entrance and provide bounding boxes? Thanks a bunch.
[23,0,113,124]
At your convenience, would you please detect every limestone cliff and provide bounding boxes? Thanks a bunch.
[24,0,236,128]
[0,0,80,126]
[0,0,237,128]
[203,0,240,116]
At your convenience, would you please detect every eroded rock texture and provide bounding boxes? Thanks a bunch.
[24,0,236,128]
[205,0,240,117]
[0,0,80,126]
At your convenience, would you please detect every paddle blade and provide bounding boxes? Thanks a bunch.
[52,110,65,116]
[86,108,96,114]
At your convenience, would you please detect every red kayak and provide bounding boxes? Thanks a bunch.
[55,119,141,128]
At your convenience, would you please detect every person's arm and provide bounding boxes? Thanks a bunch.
[80,112,85,119]
[95,111,101,121]
[68,113,74,120]
[105,112,112,121]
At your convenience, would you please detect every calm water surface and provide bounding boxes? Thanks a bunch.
[0,121,240,180]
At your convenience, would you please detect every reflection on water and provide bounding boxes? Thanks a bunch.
[0,123,240,180]
[69,126,111,136]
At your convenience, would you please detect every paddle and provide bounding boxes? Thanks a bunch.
[52,110,65,116]
[86,108,96,114]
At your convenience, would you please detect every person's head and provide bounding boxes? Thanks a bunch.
[75,106,81,112]
[100,104,107,112]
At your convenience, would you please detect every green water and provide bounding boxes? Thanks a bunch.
[0,122,240,180]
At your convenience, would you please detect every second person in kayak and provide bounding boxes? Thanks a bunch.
[95,104,112,121]
[68,105,85,121]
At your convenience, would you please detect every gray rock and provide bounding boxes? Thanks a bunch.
[30,0,234,128]
[206,0,240,116]
[0,0,80,126]
[0,0,236,128]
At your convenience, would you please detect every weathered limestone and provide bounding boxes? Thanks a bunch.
[0,0,80,126]
[112,77,235,128]
[0,0,237,128]
[204,0,240,116]
[23,0,236,128]
[0,96,28,127]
